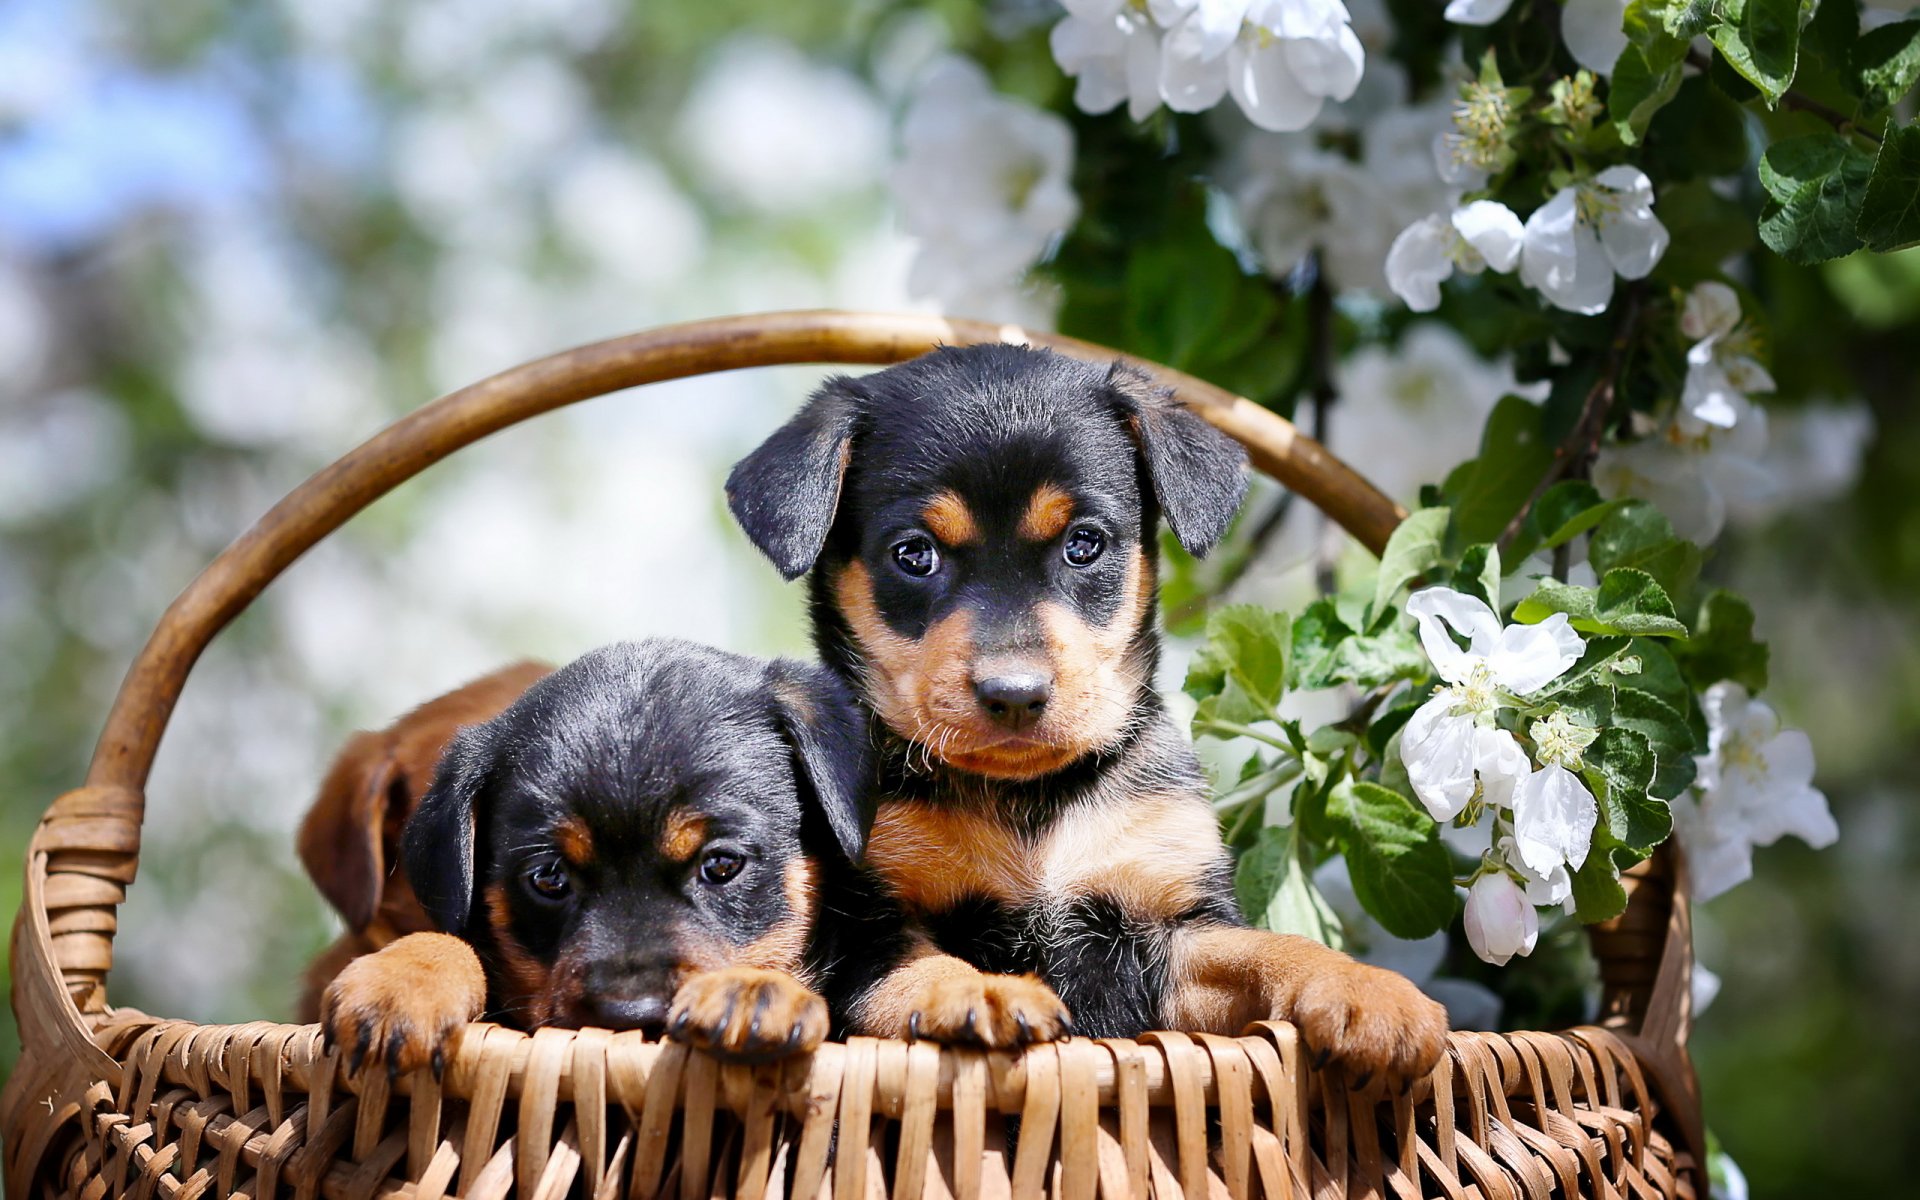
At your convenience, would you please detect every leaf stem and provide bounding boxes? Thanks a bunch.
[1496,285,1645,555]
[1194,719,1297,753]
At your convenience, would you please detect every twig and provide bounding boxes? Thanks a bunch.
[1304,265,1339,596]
[1496,286,1645,554]
[1683,47,1882,144]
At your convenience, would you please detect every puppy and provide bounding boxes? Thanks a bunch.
[728,345,1448,1081]
[295,660,553,1020]
[319,639,874,1076]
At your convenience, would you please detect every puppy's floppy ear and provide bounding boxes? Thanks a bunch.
[297,731,399,932]
[767,659,874,862]
[726,379,863,580]
[1103,361,1250,557]
[402,724,495,938]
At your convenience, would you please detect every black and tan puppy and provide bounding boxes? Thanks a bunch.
[728,344,1448,1081]
[319,639,873,1076]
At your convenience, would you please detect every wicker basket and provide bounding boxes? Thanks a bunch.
[2,311,1705,1200]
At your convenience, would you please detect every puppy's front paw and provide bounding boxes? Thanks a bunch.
[1290,961,1448,1085]
[320,932,486,1081]
[898,973,1072,1049]
[668,967,828,1063]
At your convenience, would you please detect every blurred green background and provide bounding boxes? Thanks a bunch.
[1,1,1916,1196]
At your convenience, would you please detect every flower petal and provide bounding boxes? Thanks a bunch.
[1598,202,1668,280]
[1510,763,1598,875]
[1406,586,1504,683]
[1560,0,1629,75]
[1161,14,1234,110]
[1520,186,1614,315]
[1475,727,1532,811]
[1452,200,1524,272]
[1445,0,1516,24]
[1681,281,1741,343]
[1487,612,1586,694]
[1228,37,1325,131]
[1385,214,1453,312]
[1401,695,1483,821]
[1463,872,1538,966]
[1281,23,1365,101]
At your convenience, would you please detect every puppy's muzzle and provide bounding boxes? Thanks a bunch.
[585,993,671,1036]
[579,961,678,1035]
[973,671,1052,732]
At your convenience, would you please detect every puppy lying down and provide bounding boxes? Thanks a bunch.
[319,639,874,1076]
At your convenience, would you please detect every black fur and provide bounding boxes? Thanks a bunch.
[402,638,878,1028]
[728,345,1258,1042]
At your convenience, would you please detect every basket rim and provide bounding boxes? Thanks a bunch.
[4,308,1702,1184]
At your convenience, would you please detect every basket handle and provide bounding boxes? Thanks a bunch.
[18,310,1690,1123]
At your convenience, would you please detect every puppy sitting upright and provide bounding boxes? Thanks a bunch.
[320,639,872,1076]
[728,345,1447,1081]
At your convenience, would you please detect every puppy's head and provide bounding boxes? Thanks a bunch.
[728,346,1248,781]
[402,640,870,1033]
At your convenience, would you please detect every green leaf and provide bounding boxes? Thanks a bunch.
[1234,825,1344,947]
[1582,727,1674,853]
[1535,483,1632,550]
[1321,627,1430,690]
[1859,122,1920,254]
[1653,178,1760,282]
[1853,19,1920,114]
[1589,502,1703,604]
[1612,41,1686,144]
[1370,506,1452,617]
[1450,543,1503,612]
[1528,635,1634,701]
[1675,590,1771,691]
[1447,396,1555,545]
[1644,77,1754,184]
[1709,0,1802,105]
[1612,686,1699,798]
[1624,636,1696,713]
[1187,606,1291,727]
[1512,568,1689,637]
[1570,837,1631,922]
[1758,132,1876,265]
[1325,782,1456,940]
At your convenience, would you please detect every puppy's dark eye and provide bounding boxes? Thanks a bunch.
[1063,527,1106,567]
[891,535,941,578]
[699,849,745,885]
[526,859,571,901]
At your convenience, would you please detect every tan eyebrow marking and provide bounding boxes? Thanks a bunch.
[921,490,981,545]
[661,810,708,862]
[1018,483,1075,541]
[554,816,594,865]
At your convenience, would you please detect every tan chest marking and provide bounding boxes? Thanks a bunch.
[865,792,1222,921]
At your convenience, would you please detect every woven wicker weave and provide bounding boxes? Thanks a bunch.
[2,311,1705,1199]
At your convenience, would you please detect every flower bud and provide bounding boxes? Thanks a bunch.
[1463,871,1539,966]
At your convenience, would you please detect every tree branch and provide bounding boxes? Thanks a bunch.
[1683,47,1882,144]
[1496,286,1645,555]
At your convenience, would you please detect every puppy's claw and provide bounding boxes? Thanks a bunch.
[431,1047,447,1083]
[1313,1046,1331,1071]
[349,1022,373,1076]
[891,973,1070,1049]
[318,933,486,1082]
[668,967,827,1064]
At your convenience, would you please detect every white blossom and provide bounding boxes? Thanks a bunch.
[1444,0,1513,24]
[1331,323,1526,501]
[1050,3,1166,122]
[1519,166,1668,314]
[1679,282,1775,433]
[1385,200,1524,311]
[1592,408,1775,543]
[1560,0,1629,75]
[1399,586,1585,820]
[1675,683,1838,902]
[1463,871,1538,965]
[1508,762,1598,878]
[891,58,1080,322]
[1050,0,1366,132]
[1228,133,1401,290]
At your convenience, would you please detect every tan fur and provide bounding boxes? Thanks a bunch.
[866,801,1030,912]
[485,882,559,1026]
[319,931,487,1077]
[660,810,708,862]
[835,551,1156,782]
[922,490,982,545]
[554,816,593,866]
[667,966,830,1061]
[738,857,820,980]
[853,937,1069,1048]
[1165,925,1449,1083]
[1018,483,1076,541]
[1038,792,1220,918]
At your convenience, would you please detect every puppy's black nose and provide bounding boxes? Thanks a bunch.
[587,994,671,1036]
[974,673,1051,730]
